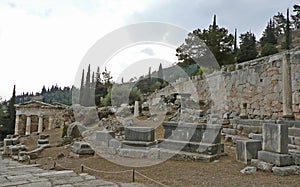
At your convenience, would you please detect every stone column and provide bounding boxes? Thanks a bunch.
[48,116,54,130]
[14,115,20,135]
[38,116,43,133]
[282,53,294,119]
[25,115,31,135]
[134,101,139,117]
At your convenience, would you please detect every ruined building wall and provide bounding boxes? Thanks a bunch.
[152,47,300,119]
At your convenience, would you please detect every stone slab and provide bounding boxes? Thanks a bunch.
[262,123,288,154]
[288,128,300,137]
[125,127,154,142]
[258,150,293,166]
[236,139,262,164]
[272,165,300,176]
[251,159,274,172]
[121,140,157,150]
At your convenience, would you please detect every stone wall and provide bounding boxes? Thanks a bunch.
[151,47,300,120]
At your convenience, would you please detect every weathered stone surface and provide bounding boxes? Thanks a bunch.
[262,123,288,154]
[272,165,300,176]
[95,130,115,147]
[240,166,257,174]
[67,122,87,138]
[288,128,300,137]
[222,128,237,135]
[125,127,155,142]
[119,148,148,158]
[294,137,300,146]
[258,150,293,166]
[236,139,262,164]
[251,159,274,172]
[70,141,94,155]
[251,134,263,141]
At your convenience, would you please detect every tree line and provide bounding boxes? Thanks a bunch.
[176,4,300,75]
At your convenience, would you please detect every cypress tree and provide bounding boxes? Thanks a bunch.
[7,85,16,134]
[285,8,291,50]
[234,28,238,54]
[79,69,85,105]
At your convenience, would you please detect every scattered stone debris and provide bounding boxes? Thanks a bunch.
[240,166,257,174]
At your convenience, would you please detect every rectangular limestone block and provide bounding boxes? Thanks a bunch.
[288,128,300,137]
[258,150,293,166]
[125,127,154,142]
[95,130,115,147]
[263,123,288,154]
[236,139,262,164]
[202,125,222,144]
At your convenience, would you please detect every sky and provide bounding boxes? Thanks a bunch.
[0,0,299,100]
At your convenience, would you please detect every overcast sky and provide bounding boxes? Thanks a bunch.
[0,0,298,100]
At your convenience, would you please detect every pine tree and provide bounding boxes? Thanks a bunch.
[273,12,287,37]
[260,19,277,46]
[176,15,234,67]
[292,4,300,29]
[237,31,258,63]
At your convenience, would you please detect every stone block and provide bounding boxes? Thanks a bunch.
[202,125,222,144]
[125,127,154,142]
[252,134,263,141]
[118,148,148,158]
[251,159,274,172]
[121,140,157,150]
[258,150,293,166]
[272,166,300,176]
[295,137,300,146]
[70,141,94,155]
[288,136,295,145]
[290,153,300,165]
[222,128,237,135]
[236,139,262,164]
[109,139,121,149]
[288,128,300,137]
[95,130,115,147]
[262,123,288,154]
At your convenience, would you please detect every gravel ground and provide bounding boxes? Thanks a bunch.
[22,129,300,187]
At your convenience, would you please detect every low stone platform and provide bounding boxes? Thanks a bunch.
[0,156,148,186]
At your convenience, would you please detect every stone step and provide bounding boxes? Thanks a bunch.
[225,135,249,144]
[236,125,262,134]
[288,144,300,150]
[222,128,237,135]
[288,128,300,137]
[289,149,300,154]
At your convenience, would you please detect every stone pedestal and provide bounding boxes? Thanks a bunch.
[25,116,31,135]
[262,123,288,154]
[95,130,115,147]
[236,139,262,164]
[239,103,248,119]
[282,53,294,120]
[124,127,154,142]
[256,123,292,167]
